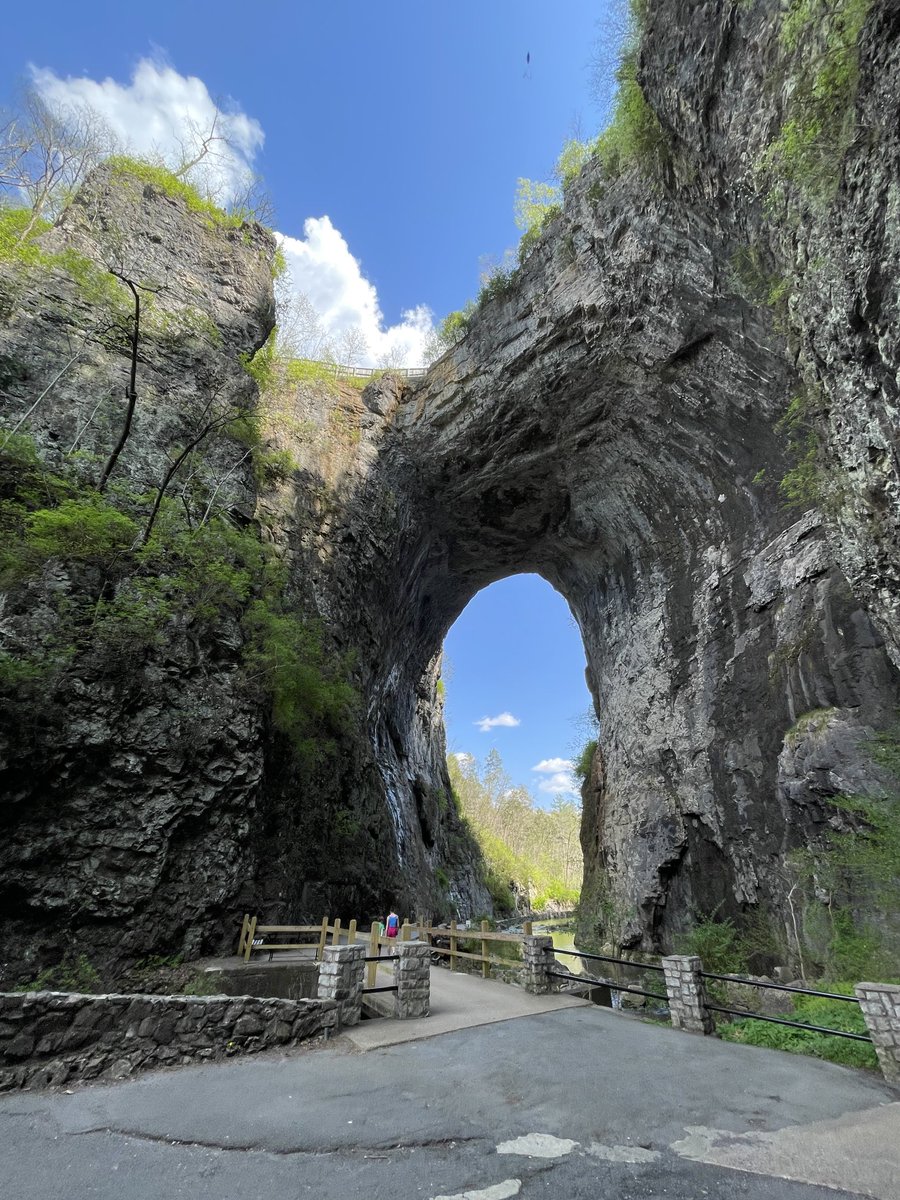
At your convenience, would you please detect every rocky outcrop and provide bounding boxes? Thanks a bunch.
[3,2,900,972]
[0,166,487,980]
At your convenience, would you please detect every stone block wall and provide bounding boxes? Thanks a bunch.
[0,990,337,1092]
[317,944,365,1026]
[661,955,716,1035]
[395,942,430,1018]
[521,935,555,994]
[855,983,900,1086]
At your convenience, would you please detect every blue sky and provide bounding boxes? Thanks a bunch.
[444,576,595,805]
[3,0,615,802]
[2,0,619,352]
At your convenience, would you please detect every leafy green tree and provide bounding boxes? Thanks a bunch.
[448,750,582,911]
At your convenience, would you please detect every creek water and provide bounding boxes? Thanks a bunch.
[532,917,584,975]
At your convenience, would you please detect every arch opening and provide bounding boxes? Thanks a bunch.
[439,573,595,919]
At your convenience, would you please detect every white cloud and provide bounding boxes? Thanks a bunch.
[278,223,435,368]
[532,757,578,797]
[31,58,436,368]
[474,713,521,734]
[31,57,263,205]
[532,757,574,775]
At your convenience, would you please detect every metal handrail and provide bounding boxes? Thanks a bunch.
[547,970,666,1003]
[699,971,860,1002]
[705,1003,872,1043]
[551,948,665,973]
[363,985,399,994]
[364,954,399,963]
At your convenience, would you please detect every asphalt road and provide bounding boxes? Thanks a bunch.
[2,1005,898,1199]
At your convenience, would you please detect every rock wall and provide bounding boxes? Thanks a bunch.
[0,990,336,1092]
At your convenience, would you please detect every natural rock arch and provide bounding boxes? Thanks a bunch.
[261,169,899,953]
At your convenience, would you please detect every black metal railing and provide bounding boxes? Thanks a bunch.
[362,953,399,994]
[552,947,665,973]
[699,970,871,1044]
[548,948,667,1003]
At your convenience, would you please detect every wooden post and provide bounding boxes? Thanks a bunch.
[401,920,411,942]
[481,920,490,979]
[237,913,249,957]
[450,919,457,972]
[348,918,357,945]
[243,915,257,963]
[332,917,342,947]
[316,915,328,962]
[367,922,381,988]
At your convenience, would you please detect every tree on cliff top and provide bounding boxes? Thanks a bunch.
[0,83,273,236]
[0,86,115,239]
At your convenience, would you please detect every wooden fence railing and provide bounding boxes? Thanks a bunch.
[419,919,533,977]
[236,914,357,963]
[237,914,535,982]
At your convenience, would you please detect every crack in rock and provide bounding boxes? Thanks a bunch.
[68,1124,486,1158]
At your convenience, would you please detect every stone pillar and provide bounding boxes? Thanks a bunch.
[521,935,554,994]
[662,955,715,1035]
[317,943,365,1027]
[394,942,430,1018]
[855,982,900,1086]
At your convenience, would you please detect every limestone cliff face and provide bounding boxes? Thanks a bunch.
[0,166,274,970]
[3,1,900,973]
[304,0,900,951]
[0,167,488,978]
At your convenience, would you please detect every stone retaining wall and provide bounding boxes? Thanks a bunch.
[0,990,338,1092]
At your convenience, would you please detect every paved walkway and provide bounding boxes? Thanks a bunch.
[2,1006,897,1199]
[348,963,589,1049]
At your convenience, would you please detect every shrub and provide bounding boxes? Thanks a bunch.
[759,0,874,205]
[477,266,519,307]
[573,739,597,784]
[25,497,138,562]
[676,915,744,974]
[252,447,297,487]
[240,329,278,391]
[533,882,580,910]
[593,51,667,179]
[0,207,130,319]
[513,179,559,236]
[555,139,593,189]
[775,390,825,508]
[0,207,52,265]
[242,600,358,763]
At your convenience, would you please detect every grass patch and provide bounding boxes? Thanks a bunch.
[21,953,102,994]
[719,987,877,1069]
[593,49,668,179]
[107,156,245,230]
[759,0,874,206]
